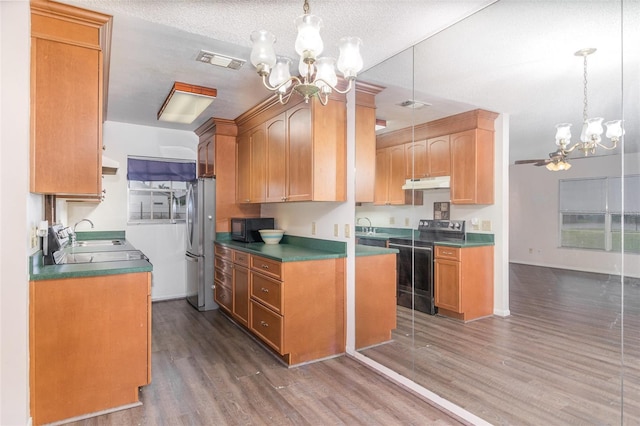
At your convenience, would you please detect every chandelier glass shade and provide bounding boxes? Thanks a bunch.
[549,48,623,170]
[249,0,363,105]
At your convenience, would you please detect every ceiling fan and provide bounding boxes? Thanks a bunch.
[514,149,571,170]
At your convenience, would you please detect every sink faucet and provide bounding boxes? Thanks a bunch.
[71,219,94,245]
[74,218,94,232]
[357,217,372,234]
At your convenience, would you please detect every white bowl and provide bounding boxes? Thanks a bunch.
[259,229,284,245]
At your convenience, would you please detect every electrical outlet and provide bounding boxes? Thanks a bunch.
[334,224,339,237]
[344,224,350,238]
[529,248,533,254]
[30,227,38,249]
[389,217,395,225]
[311,222,316,235]
[405,217,410,226]
[481,220,492,231]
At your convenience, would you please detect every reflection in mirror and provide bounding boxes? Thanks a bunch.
[353,0,638,423]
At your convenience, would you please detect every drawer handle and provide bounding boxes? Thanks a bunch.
[260,321,269,327]
[261,264,269,269]
[442,251,454,255]
[260,287,269,293]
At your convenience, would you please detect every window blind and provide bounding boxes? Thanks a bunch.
[559,178,606,213]
[127,157,196,182]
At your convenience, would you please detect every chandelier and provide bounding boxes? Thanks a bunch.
[549,48,624,171]
[249,0,363,105]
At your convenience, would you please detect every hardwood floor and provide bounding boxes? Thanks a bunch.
[361,263,640,425]
[66,299,462,426]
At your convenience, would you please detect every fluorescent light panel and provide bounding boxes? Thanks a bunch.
[157,82,217,124]
[375,119,387,131]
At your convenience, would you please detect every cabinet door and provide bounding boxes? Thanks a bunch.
[197,141,207,177]
[286,104,313,201]
[205,137,215,176]
[249,125,267,203]
[265,114,287,202]
[31,38,102,195]
[236,132,251,203]
[405,140,428,179]
[387,145,407,204]
[427,135,451,177]
[355,104,376,202]
[373,148,390,205]
[435,258,461,312]
[233,265,250,327]
[450,129,477,204]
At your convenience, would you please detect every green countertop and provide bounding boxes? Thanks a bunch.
[355,245,399,257]
[30,231,153,281]
[216,234,346,262]
[434,233,495,247]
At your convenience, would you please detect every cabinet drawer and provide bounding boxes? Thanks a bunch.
[215,244,233,261]
[250,300,283,353]
[214,256,233,277]
[214,282,233,313]
[435,246,460,261]
[251,273,283,314]
[250,255,282,280]
[234,250,250,267]
[214,267,232,289]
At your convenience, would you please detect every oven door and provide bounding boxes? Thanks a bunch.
[388,241,436,315]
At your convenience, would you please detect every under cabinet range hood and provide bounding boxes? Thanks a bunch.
[402,176,450,190]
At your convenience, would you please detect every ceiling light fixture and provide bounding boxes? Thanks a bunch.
[157,82,217,124]
[249,0,363,105]
[550,48,623,170]
[397,100,431,109]
[375,119,387,131]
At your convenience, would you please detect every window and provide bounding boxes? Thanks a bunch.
[127,156,195,224]
[559,175,640,253]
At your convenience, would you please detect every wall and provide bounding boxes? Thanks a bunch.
[1,1,31,424]
[510,153,640,278]
[65,121,199,300]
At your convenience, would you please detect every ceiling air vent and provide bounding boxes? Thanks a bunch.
[397,100,432,109]
[196,50,245,70]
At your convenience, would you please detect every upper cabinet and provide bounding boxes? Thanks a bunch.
[30,0,112,196]
[377,109,498,205]
[405,136,451,179]
[355,82,384,203]
[235,92,347,203]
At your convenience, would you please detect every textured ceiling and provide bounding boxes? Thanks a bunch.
[58,0,638,163]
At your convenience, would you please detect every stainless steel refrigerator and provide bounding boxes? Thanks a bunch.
[185,178,218,311]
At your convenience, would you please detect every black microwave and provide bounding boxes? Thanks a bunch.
[231,217,275,243]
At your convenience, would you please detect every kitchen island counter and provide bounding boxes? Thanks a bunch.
[215,234,346,262]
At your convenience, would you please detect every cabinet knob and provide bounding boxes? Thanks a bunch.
[260,287,269,293]
[245,199,251,202]
[260,321,269,327]
[261,264,269,269]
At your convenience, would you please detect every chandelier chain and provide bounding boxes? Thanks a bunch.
[583,54,589,122]
[303,0,310,14]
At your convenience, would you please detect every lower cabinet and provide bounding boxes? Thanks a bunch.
[29,272,151,425]
[355,253,397,349]
[214,243,345,365]
[434,245,494,321]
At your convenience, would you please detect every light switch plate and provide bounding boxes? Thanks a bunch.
[311,222,316,235]
[344,224,350,238]
[334,224,339,237]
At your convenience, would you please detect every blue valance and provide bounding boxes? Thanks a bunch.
[127,157,196,182]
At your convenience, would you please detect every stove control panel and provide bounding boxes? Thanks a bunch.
[418,219,465,233]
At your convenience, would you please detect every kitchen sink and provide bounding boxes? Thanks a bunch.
[72,239,125,247]
[60,250,146,264]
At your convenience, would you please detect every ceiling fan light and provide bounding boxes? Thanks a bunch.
[337,37,363,79]
[250,30,277,70]
[295,14,323,58]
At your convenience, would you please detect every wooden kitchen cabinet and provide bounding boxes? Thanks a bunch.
[435,245,493,321]
[235,93,346,203]
[374,145,422,205]
[214,243,345,365]
[405,136,451,179]
[356,253,397,349]
[197,137,215,177]
[30,0,111,196]
[355,82,384,203]
[450,128,495,204]
[29,272,151,425]
[236,124,267,203]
